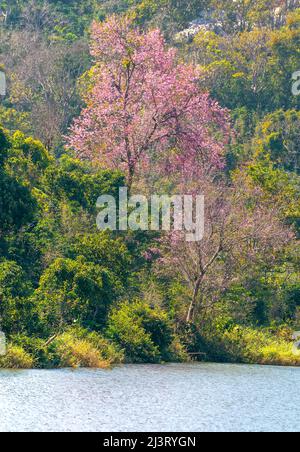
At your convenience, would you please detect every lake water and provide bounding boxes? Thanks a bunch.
[0,363,299,432]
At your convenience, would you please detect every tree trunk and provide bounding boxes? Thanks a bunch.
[127,165,134,193]
[186,275,204,323]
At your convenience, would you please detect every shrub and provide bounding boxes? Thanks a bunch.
[201,323,300,366]
[10,329,124,369]
[107,300,185,363]
[70,327,124,364]
[46,328,124,368]
[10,335,51,368]
[0,345,34,369]
[50,333,110,368]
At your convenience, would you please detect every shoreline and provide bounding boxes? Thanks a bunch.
[1,357,300,371]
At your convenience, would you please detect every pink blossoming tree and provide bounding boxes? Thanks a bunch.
[157,174,295,323]
[68,15,230,189]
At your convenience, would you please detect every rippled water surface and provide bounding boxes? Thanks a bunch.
[0,363,299,432]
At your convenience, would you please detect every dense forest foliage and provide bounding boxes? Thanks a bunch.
[0,0,299,368]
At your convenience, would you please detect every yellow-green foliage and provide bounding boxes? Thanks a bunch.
[206,326,300,366]
[0,345,34,369]
[51,333,110,369]
[49,330,124,369]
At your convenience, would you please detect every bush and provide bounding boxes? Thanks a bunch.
[0,345,34,369]
[201,324,300,366]
[10,335,51,368]
[44,328,124,368]
[107,300,186,363]
[50,333,109,368]
[10,329,124,369]
[70,328,124,364]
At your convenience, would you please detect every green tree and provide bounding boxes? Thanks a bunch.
[192,11,300,113]
[0,260,34,335]
[35,257,122,335]
[67,232,132,286]
[0,127,37,237]
[43,155,124,212]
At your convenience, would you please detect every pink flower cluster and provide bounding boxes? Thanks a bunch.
[68,16,230,187]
